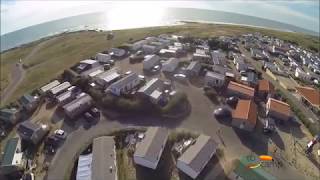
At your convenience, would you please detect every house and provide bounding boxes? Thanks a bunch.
[76,136,116,180]
[204,71,225,87]
[0,108,21,125]
[296,86,320,112]
[236,61,248,72]
[134,127,168,169]
[138,78,164,104]
[49,81,71,97]
[95,68,121,87]
[251,48,265,60]
[186,61,201,77]
[62,94,93,119]
[258,79,275,100]
[295,68,311,82]
[1,137,26,175]
[193,49,211,62]
[56,90,76,106]
[76,60,100,73]
[162,58,179,73]
[17,121,49,144]
[240,71,258,87]
[92,136,116,180]
[227,81,255,99]
[108,73,140,96]
[177,134,218,179]
[149,90,164,104]
[131,39,148,51]
[211,50,226,66]
[109,48,126,59]
[266,98,291,122]
[39,80,60,95]
[142,44,158,54]
[232,100,257,131]
[19,94,39,111]
[212,65,228,75]
[159,49,177,58]
[143,55,160,71]
[96,53,111,64]
[80,65,104,77]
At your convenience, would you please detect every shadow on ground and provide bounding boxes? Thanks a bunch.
[233,128,269,155]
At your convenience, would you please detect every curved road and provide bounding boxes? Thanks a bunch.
[1,40,52,104]
[46,82,312,180]
[0,63,25,104]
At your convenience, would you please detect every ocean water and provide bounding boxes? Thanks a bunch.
[1,8,318,52]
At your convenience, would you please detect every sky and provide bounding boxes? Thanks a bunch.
[1,0,319,35]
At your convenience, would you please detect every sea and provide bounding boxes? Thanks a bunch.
[1,8,318,52]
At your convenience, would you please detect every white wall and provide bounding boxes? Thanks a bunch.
[134,156,157,170]
[177,160,199,179]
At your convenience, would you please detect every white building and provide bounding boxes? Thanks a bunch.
[96,53,111,63]
[108,73,140,96]
[95,68,121,87]
[39,80,60,94]
[162,58,179,73]
[204,71,225,87]
[49,81,71,96]
[134,127,168,169]
[177,135,218,179]
[143,55,160,70]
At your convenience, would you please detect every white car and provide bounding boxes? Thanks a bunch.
[152,65,160,72]
[54,129,67,140]
[174,73,187,80]
[125,71,132,75]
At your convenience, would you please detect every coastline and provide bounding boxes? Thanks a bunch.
[0,21,314,53]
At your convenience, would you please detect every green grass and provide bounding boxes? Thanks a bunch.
[1,23,319,105]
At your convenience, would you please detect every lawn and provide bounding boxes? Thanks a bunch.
[1,23,319,105]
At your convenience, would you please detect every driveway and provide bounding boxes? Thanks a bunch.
[46,56,316,180]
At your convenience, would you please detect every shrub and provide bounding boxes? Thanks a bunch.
[161,92,188,114]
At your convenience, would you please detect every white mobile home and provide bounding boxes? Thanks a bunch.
[39,80,60,94]
[134,127,168,169]
[162,58,179,73]
[177,135,218,179]
[143,55,160,71]
[108,73,140,96]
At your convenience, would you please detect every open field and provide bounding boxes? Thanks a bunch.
[1,23,319,105]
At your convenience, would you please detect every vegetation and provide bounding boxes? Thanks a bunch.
[275,89,319,135]
[1,23,319,105]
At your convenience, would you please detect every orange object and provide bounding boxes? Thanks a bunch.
[259,155,273,161]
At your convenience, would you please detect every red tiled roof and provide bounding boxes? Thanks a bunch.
[233,100,257,125]
[296,86,320,107]
[258,79,274,92]
[227,81,255,97]
[267,98,291,117]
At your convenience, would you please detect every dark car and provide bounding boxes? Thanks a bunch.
[263,118,275,134]
[129,51,144,63]
[89,107,100,118]
[226,96,239,107]
[213,108,231,119]
[84,112,95,122]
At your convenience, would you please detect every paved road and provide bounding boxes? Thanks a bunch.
[1,40,52,105]
[46,54,317,180]
[0,63,25,104]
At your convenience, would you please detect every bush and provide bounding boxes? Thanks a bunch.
[161,92,188,114]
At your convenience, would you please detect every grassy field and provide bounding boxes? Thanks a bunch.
[1,23,319,105]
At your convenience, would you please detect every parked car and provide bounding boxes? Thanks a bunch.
[125,71,132,75]
[263,118,275,134]
[129,51,144,63]
[173,73,187,81]
[213,107,231,119]
[305,133,320,154]
[54,129,67,140]
[152,65,161,72]
[89,107,100,118]
[84,112,95,122]
[226,96,239,107]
